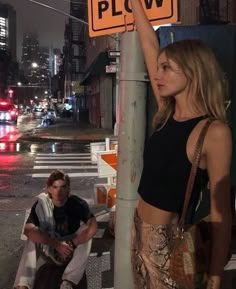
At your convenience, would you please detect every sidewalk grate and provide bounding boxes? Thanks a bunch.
[86,252,111,289]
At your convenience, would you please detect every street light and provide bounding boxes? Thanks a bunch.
[17,82,22,86]
[32,62,38,68]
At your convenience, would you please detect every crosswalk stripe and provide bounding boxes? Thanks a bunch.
[32,151,97,178]
[31,172,98,178]
[36,156,90,160]
[36,153,91,156]
[33,165,97,170]
[35,160,93,164]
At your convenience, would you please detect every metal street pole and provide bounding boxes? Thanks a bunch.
[114,30,148,289]
[114,33,121,137]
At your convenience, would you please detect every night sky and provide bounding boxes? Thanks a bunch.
[2,0,70,61]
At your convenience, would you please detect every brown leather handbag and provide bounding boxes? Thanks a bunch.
[169,119,212,289]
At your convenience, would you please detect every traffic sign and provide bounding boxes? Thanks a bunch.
[88,0,178,37]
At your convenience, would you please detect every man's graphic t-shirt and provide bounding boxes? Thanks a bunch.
[27,195,94,237]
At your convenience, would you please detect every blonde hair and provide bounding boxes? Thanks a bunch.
[152,39,228,128]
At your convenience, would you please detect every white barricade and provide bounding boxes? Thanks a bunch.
[97,150,117,178]
[90,142,106,164]
[94,149,117,209]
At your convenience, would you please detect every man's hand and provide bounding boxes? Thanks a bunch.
[54,240,74,260]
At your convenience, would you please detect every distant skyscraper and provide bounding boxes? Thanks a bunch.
[39,46,50,87]
[21,33,40,85]
[0,2,16,60]
[52,48,62,76]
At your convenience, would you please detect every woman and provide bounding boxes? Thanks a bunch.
[130,1,232,289]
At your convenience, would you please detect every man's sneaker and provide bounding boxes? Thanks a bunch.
[60,280,74,289]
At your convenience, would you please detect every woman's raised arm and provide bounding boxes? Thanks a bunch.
[130,0,161,105]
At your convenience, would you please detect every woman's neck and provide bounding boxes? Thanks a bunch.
[173,112,204,121]
[174,100,203,121]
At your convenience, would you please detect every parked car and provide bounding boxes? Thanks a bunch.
[0,100,18,124]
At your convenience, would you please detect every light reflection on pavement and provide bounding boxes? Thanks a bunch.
[0,115,40,142]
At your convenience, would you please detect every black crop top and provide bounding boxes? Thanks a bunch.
[138,116,209,214]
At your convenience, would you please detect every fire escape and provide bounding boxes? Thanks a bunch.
[70,0,86,82]
[199,0,229,24]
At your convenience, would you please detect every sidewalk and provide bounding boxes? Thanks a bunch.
[19,117,116,142]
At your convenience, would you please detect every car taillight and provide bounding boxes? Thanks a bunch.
[10,110,16,116]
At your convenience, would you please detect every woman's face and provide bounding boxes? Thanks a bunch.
[156,52,189,98]
[48,179,68,207]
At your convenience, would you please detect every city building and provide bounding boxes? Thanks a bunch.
[0,2,16,60]
[180,0,235,24]
[0,2,17,97]
[21,33,40,85]
[39,46,50,87]
[62,0,87,121]
[62,0,118,128]
[80,35,117,128]
[52,48,62,77]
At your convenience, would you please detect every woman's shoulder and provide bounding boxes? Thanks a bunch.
[204,119,232,154]
[207,119,231,140]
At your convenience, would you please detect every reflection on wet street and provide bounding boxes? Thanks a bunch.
[0,141,89,154]
[0,124,17,139]
[0,115,90,154]
[0,115,88,154]
[0,115,40,141]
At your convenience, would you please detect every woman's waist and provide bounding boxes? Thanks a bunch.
[137,197,179,225]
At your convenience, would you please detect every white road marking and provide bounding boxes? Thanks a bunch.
[36,156,90,160]
[35,160,93,164]
[36,153,91,156]
[33,165,97,169]
[31,172,98,178]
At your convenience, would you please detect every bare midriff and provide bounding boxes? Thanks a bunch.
[137,197,179,225]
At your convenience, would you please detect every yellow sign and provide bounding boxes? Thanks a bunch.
[88,0,178,37]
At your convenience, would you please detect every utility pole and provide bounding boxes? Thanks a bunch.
[114,31,148,289]
[114,33,121,137]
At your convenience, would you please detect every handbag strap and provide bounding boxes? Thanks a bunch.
[178,118,212,229]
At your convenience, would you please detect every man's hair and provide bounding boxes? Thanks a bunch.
[46,170,70,191]
[153,39,227,128]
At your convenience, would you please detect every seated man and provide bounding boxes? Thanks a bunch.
[14,170,97,289]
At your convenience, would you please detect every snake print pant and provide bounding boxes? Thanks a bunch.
[131,209,180,289]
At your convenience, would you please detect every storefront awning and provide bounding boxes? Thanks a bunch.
[80,51,115,85]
